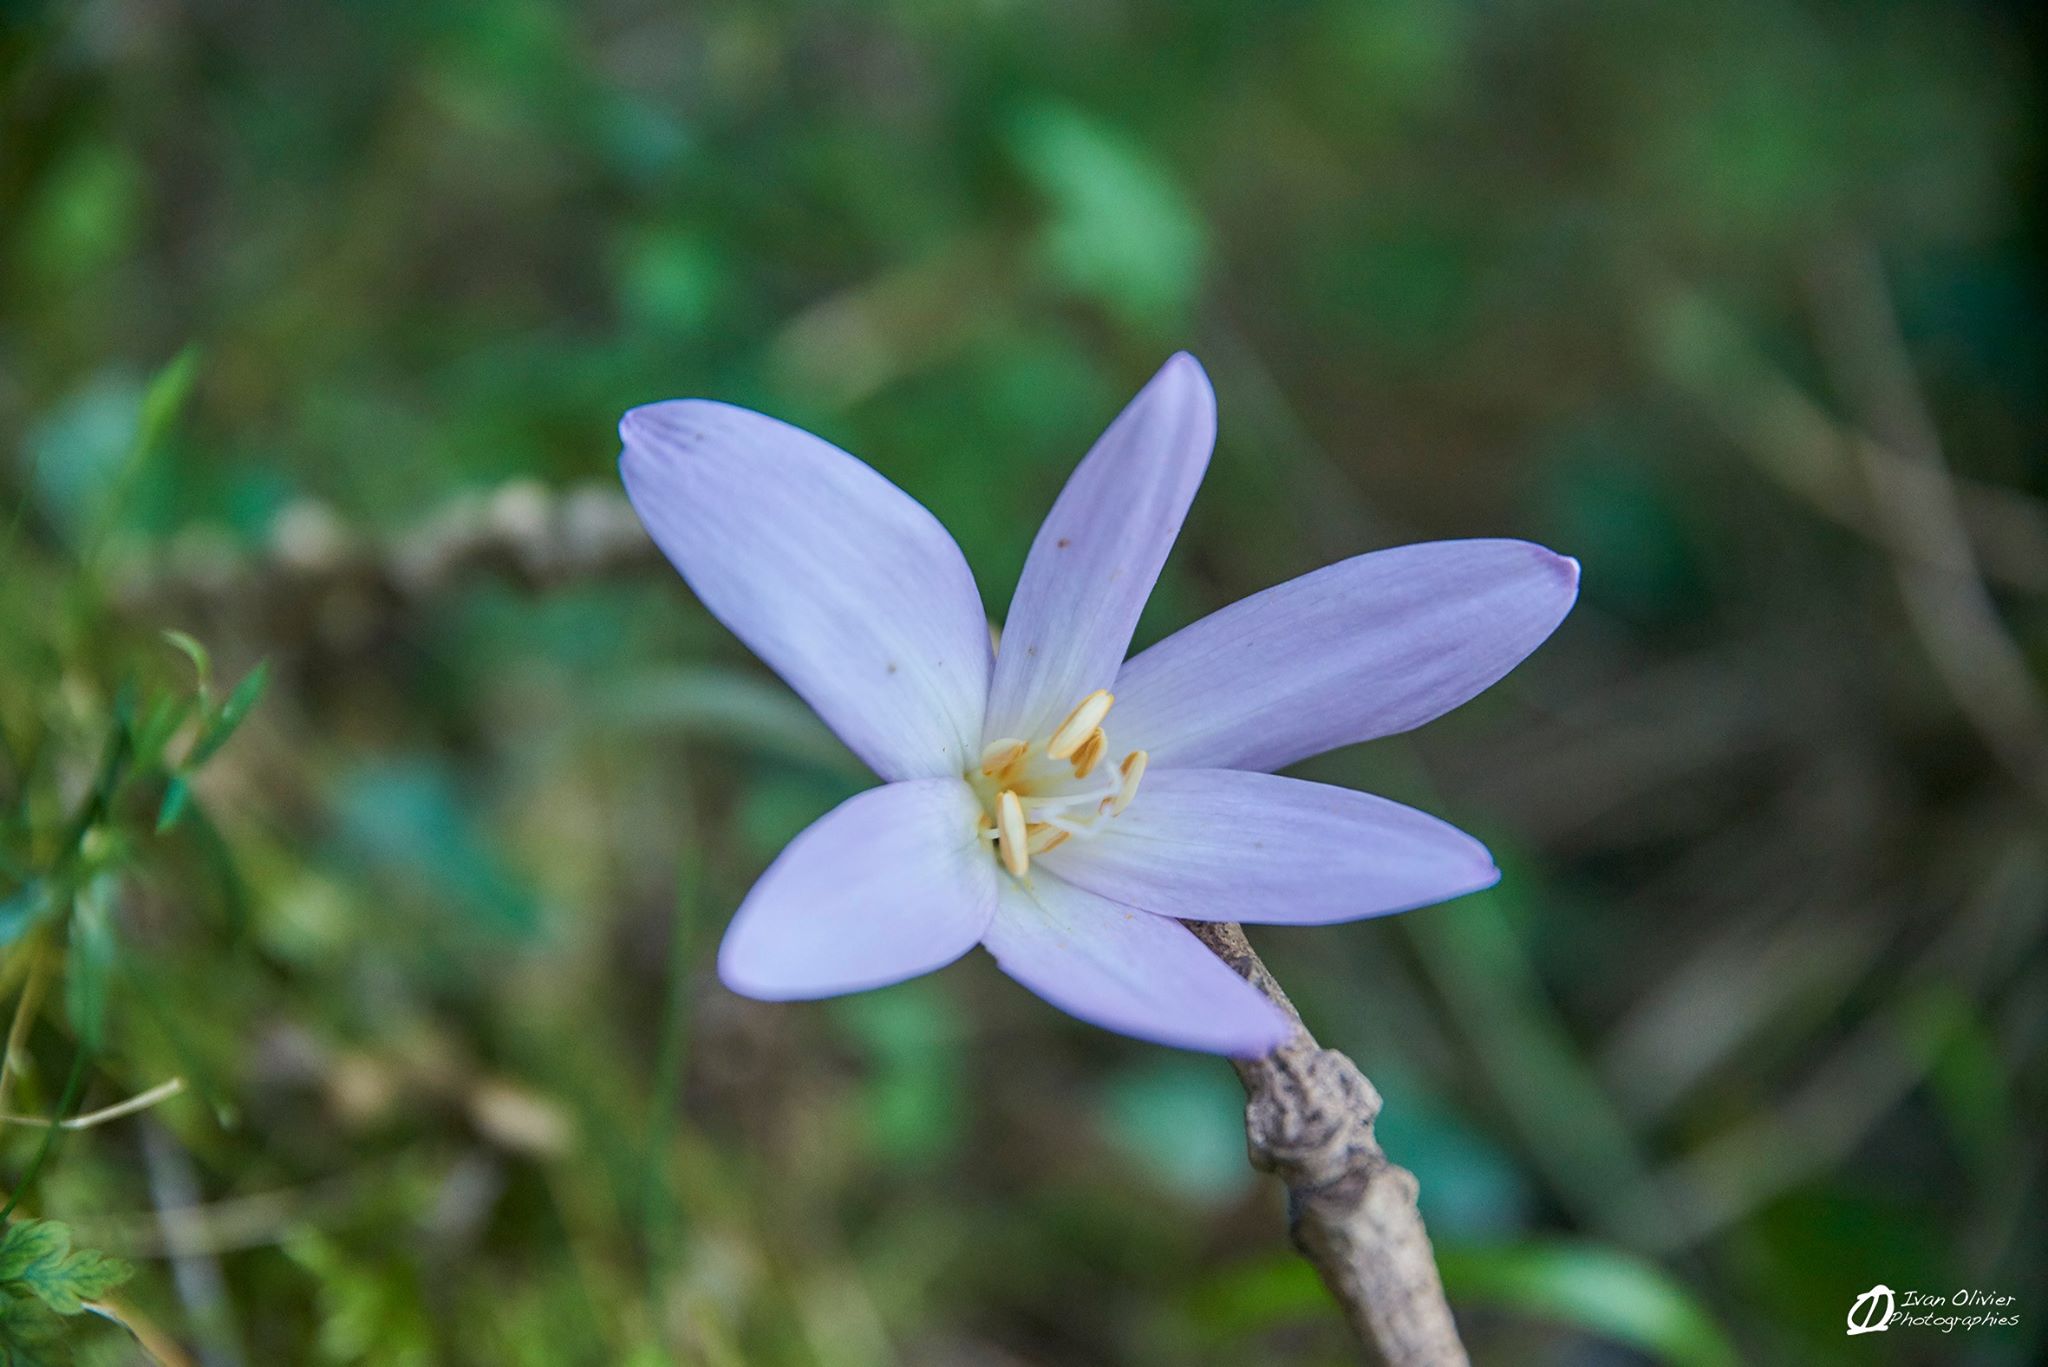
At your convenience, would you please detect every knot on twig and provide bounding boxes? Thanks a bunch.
[1247,1044,1387,1192]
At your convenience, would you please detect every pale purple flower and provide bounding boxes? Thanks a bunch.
[620,354,1577,1056]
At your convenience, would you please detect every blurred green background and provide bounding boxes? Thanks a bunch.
[2,0,2043,1362]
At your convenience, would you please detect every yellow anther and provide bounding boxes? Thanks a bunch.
[1047,689,1114,760]
[996,790,1029,877]
[979,737,1028,777]
[1070,728,1107,779]
[1025,823,1070,855]
[1109,749,1148,815]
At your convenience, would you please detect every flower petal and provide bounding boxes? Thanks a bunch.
[1113,539,1579,772]
[982,354,1215,744]
[719,779,997,1000]
[981,873,1291,1056]
[621,401,991,781]
[1043,769,1497,924]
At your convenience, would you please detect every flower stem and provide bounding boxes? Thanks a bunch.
[1184,920,1468,1366]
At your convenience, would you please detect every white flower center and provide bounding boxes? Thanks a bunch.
[967,689,1147,880]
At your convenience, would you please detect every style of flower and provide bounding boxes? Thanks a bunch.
[620,354,1578,1056]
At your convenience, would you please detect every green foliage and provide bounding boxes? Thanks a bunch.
[1437,1242,1738,1367]
[1,0,2040,1361]
[0,1221,130,1318]
[1009,100,1208,330]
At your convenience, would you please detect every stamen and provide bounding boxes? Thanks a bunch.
[1109,749,1148,815]
[979,737,1028,776]
[996,789,1029,877]
[1070,728,1107,779]
[1047,689,1114,760]
[1025,823,1070,855]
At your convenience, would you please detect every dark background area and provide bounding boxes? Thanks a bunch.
[1,0,2043,1362]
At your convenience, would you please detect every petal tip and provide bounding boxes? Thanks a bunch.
[1535,545,1582,597]
[1553,550,1583,591]
[1223,1003,1297,1059]
[714,940,784,1002]
[1150,351,1216,408]
[617,399,678,446]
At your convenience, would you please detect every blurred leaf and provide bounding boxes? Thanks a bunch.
[287,1233,435,1367]
[1437,1241,1738,1367]
[13,138,142,286]
[606,667,862,777]
[1008,101,1206,328]
[0,1219,132,1316]
[1900,985,2012,1180]
[21,378,145,546]
[155,775,192,834]
[133,688,195,767]
[332,760,539,940]
[833,981,963,1167]
[734,769,863,864]
[1099,1057,1253,1203]
[0,881,54,949]
[159,629,212,685]
[64,876,117,1051]
[1186,1252,1332,1339]
[1371,1075,1533,1238]
[82,347,202,560]
[614,226,727,333]
[133,346,202,459]
[178,797,251,939]
[188,660,270,767]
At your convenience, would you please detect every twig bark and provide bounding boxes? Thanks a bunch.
[1185,921,1467,1366]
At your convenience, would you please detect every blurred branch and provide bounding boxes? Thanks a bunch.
[142,1119,247,1367]
[1805,244,2048,806]
[1648,840,2045,1250]
[1403,894,1672,1248]
[1648,282,2048,595]
[1186,921,1468,1367]
[110,481,659,619]
[0,1074,183,1129]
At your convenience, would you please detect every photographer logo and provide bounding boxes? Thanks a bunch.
[1846,1285,2019,1336]
[1847,1285,1895,1335]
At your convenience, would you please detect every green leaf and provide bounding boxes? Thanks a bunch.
[179,799,250,939]
[1007,100,1207,329]
[1437,1241,1737,1367]
[603,667,862,777]
[188,660,269,767]
[155,775,191,833]
[0,882,55,949]
[132,690,195,768]
[64,877,118,1052]
[0,1220,132,1316]
[159,629,211,687]
[78,347,203,561]
[134,345,202,459]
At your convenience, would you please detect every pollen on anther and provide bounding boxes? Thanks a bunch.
[979,737,1027,776]
[996,790,1030,877]
[1109,749,1148,815]
[1047,689,1114,760]
[1070,728,1107,778]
